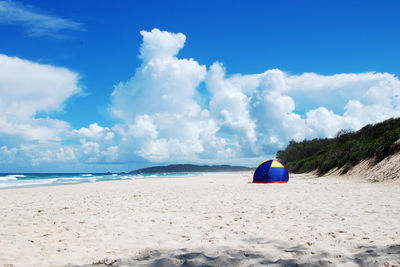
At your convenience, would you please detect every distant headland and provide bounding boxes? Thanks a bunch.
[129,164,253,174]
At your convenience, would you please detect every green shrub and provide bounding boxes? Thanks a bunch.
[277,117,400,176]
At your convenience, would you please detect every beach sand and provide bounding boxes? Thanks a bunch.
[0,172,399,266]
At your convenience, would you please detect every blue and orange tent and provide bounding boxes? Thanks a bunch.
[253,160,289,183]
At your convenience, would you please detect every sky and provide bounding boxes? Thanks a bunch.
[0,0,399,173]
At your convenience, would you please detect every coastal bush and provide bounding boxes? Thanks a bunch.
[277,117,400,175]
[276,138,333,164]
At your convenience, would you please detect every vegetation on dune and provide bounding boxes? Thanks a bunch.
[277,117,400,175]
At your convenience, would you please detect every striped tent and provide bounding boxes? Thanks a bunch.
[253,160,289,183]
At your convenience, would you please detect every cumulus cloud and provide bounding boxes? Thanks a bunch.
[1,28,400,171]
[111,28,226,162]
[206,63,259,156]
[109,28,400,164]
[0,0,83,37]
[0,54,83,169]
[112,29,207,121]
[281,71,400,137]
[0,146,17,164]
[0,54,81,142]
[73,123,115,141]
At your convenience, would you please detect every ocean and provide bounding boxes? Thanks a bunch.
[0,172,197,189]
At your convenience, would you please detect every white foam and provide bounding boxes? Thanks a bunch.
[0,172,196,189]
[0,179,54,188]
[62,177,85,181]
[0,174,24,181]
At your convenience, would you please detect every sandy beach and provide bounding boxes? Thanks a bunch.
[0,172,399,266]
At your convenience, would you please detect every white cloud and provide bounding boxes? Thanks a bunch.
[109,29,400,165]
[0,117,71,143]
[73,123,114,141]
[305,107,346,137]
[0,146,17,164]
[139,29,186,62]
[0,54,81,143]
[131,115,158,139]
[1,28,400,171]
[279,71,400,138]
[111,29,207,122]
[55,147,76,162]
[0,54,81,117]
[69,123,119,164]
[203,62,400,156]
[110,28,226,162]
[0,54,84,169]
[0,0,83,37]
[284,72,400,113]
[206,63,259,156]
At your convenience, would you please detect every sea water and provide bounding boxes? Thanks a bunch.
[0,172,196,189]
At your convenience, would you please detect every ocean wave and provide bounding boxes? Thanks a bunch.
[0,172,199,189]
[62,177,86,181]
[0,177,17,181]
[0,174,25,181]
[0,179,54,188]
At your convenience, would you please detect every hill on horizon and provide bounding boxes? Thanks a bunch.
[129,164,253,174]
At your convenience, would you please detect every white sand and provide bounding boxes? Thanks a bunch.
[0,172,399,266]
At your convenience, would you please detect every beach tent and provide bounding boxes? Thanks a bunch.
[253,160,289,183]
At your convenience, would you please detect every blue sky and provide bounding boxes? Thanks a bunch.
[0,0,400,172]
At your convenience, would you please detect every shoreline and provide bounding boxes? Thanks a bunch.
[0,172,211,191]
[0,171,399,266]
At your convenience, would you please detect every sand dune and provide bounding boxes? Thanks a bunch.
[0,172,399,266]
[345,153,400,183]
